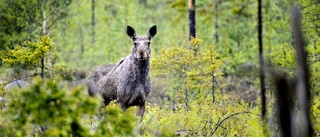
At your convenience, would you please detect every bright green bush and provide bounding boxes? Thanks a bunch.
[140,94,263,136]
[151,38,224,103]
[0,36,55,78]
[0,78,137,136]
[311,95,320,132]
[0,36,54,69]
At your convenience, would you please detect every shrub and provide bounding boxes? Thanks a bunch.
[0,78,137,136]
[140,95,263,136]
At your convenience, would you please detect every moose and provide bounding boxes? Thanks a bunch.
[87,25,157,117]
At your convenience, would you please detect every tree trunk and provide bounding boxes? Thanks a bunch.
[292,6,313,137]
[211,0,221,103]
[215,1,219,43]
[211,71,215,103]
[139,0,147,7]
[41,1,47,79]
[272,73,294,137]
[79,28,84,63]
[185,0,195,109]
[91,0,95,45]
[183,66,190,110]
[188,0,196,40]
[257,0,266,119]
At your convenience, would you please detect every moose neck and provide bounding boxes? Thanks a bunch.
[130,55,150,82]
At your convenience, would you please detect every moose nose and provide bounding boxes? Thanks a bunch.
[139,52,148,60]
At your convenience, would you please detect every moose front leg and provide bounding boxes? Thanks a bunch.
[137,103,145,118]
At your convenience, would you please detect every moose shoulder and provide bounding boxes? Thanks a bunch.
[86,25,157,117]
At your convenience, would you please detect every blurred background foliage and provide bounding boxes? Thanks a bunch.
[0,0,320,136]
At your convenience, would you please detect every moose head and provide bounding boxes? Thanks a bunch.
[126,25,157,61]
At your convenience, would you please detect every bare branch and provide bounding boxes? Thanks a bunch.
[0,73,39,90]
[211,111,256,136]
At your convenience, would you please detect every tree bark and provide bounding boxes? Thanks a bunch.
[183,66,190,110]
[211,1,221,103]
[272,73,293,137]
[215,1,219,43]
[257,4,267,137]
[257,0,266,120]
[188,0,196,40]
[40,0,47,79]
[211,71,215,103]
[185,0,195,109]
[292,6,313,137]
[91,0,95,45]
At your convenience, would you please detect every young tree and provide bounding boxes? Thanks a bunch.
[152,38,223,108]
[0,36,54,79]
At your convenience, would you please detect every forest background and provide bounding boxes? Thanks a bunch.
[0,0,320,136]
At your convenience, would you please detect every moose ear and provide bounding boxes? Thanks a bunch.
[147,25,157,39]
[126,26,136,39]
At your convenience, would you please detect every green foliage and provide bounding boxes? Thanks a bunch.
[0,0,41,50]
[51,0,177,69]
[0,36,55,77]
[50,65,78,81]
[1,0,320,136]
[94,104,136,137]
[140,95,263,136]
[0,0,72,50]
[151,38,224,102]
[0,78,137,136]
[265,1,320,95]
[268,42,296,70]
[311,95,320,132]
[0,78,96,136]
[306,37,320,95]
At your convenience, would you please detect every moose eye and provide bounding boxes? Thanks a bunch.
[133,42,138,47]
[147,42,151,47]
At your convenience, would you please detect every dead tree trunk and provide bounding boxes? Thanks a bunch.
[189,0,197,57]
[211,1,222,103]
[272,72,294,137]
[184,0,196,108]
[188,0,196,40]
[292,6,313,137]
[257,0,266,120]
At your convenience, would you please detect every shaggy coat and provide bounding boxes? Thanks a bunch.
[87,25,157,116]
